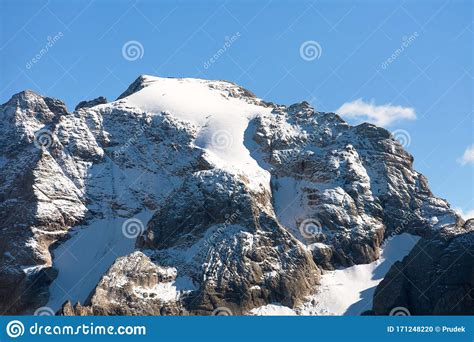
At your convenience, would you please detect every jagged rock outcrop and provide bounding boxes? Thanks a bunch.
[137,170,320,314]
[116,75,150,100]
[74,96,107,110]
[0,75,465,316]
[373,219,474,315]
[57,301,93,316]
[0,91,85,314]
[245,101,458,268]
[63,251,187,315]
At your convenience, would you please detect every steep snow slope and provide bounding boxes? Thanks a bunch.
[46,210,153,310]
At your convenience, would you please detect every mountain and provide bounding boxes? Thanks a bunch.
[0,75,471,316]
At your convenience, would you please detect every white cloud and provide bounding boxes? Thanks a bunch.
[454,208,474,220]
[457,144,474,165]
[336,98,416,127]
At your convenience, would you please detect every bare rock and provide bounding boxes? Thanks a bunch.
[74,96,107,110]
[373,220,474,315]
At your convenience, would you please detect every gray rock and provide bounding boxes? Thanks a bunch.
[61,252,186,316]
[74,96,107,110]
[373,219,474,315]
[0,91,84,314]
[136,169,321,314]
[246,103,457,268]
[116,75,149,100]
[57,301,92,316]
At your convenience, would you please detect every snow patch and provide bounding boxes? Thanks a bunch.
[133,275,197,303]
[249,304,297,316]
[133,282,177,302]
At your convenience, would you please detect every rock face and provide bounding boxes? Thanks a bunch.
[0,75,467,316]
[0,91,86,314]
[137,170,320,314]
[373,219,474,315]
[74,96,107,110]
[57,301,92,316]
[245,102,459,268]
[64,251,187,316]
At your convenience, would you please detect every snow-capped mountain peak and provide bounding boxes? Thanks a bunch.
[118,75,273,192]
[0,75,471,316]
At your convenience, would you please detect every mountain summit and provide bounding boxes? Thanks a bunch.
[0,75,472,315]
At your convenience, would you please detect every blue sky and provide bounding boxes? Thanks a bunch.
[1,0,472,216]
